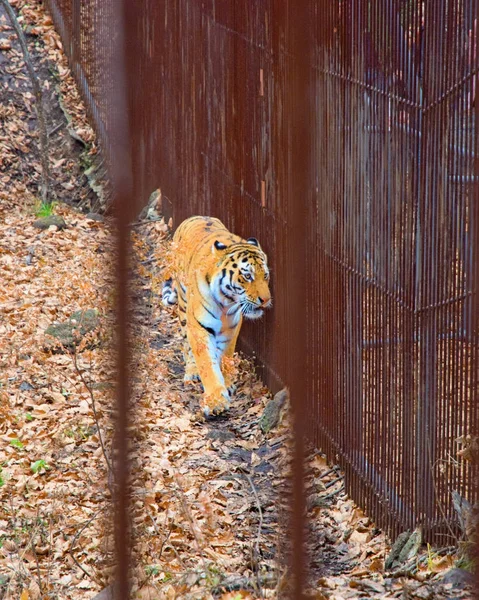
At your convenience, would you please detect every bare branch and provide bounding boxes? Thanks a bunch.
[0,0,50,203]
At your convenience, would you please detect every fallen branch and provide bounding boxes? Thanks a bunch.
[68,511,100,583]
[238,468,264,599]
[72,351,113,476]
[0,0,50,203]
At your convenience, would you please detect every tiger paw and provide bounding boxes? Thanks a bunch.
[184,371,201,384]
[201,388,230,417]
[227,383,237,396]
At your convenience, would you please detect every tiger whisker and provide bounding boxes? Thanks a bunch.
[227,302,240,315]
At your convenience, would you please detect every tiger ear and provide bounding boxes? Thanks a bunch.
[212,240,227,254]
[247,237,260,247]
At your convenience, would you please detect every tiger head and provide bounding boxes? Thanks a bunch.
[212,237,271,319]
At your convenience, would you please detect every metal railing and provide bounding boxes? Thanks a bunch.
[44,0,479,596]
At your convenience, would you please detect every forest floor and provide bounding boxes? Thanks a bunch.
[0,1,475,599]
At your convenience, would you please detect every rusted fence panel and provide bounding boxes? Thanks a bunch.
[45,0,479,549]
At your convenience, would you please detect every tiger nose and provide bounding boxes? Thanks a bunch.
[258,296,271,307]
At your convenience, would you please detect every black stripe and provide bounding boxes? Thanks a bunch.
[201,301,218,320]
[205,274,211,285]
[180,319,187,326]
[195,317,215,336]
[222,291,235,302]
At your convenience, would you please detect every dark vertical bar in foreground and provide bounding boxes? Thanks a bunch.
[284,1,312,596]
[474,3,479,596]
[110,1,134,598]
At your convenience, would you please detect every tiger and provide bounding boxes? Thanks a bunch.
[162,216,271,416]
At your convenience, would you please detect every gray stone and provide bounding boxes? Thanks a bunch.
[86,212,105,222]
[442,568,475,589]
[19,381,35,391]
[397,526,422,563]
[33,215,67,230]
[260,388,288,433]
[138,188,162,221]
[45,309,99,349]
[385,530,410,570]
[91,584,118,600]
[206,429,235,442]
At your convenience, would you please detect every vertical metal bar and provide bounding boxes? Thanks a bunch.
[110,1,134,597]
[472,1,479,594]
[283,0,311,596]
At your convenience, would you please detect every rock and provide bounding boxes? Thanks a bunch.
[19,381,35,391]
[442,567,475,589]
[206,429,235,442]
[33,215,67,230]
[86,212,105,222]
[260,388,288,433]
[138,188,162,221]
[90,584,118,600]
[385,530,410,570]
[397,527,422,563]
[45,309,99,349]
[307,493,331,510]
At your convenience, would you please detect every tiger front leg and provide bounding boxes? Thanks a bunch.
[220,321,241,393]
[186,323,230,416]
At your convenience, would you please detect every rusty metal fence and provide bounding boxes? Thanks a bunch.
[44,0,478,557]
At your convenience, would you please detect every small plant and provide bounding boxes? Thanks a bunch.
[426,543,435,571]
[145,565,161,577]
[204,564,223,587]
[30,459,50,474]
[34,200,56,218]
[9,439,24,450]
[0,468,4,487]
[25,413,33,422]
[64,425,91,441]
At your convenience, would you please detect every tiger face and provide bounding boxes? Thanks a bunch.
[212,238,272,320]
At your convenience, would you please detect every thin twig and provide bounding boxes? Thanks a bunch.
[130,218,162,228]
[29,509,48,596]
[68,511,100,583]
[239,469,264,599]
[324,475,343,489]
[72,351,113,475]
[48,121,63,137]
[174,480,208,572]
[0,0,50,202]
[321,482,345,501]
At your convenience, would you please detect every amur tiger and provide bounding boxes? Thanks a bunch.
[162,216,271,416]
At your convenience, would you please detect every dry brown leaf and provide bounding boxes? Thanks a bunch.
[28,580,41,600]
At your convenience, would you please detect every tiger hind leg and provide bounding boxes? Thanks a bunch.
[176,285,201,384]
[162,278,178,307]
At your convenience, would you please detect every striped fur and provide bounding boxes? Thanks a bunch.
[163,216,271,416]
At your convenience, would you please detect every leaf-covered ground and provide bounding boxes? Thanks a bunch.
[0,1,475,599]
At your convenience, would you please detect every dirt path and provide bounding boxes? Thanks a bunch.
[0,203,472,600]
